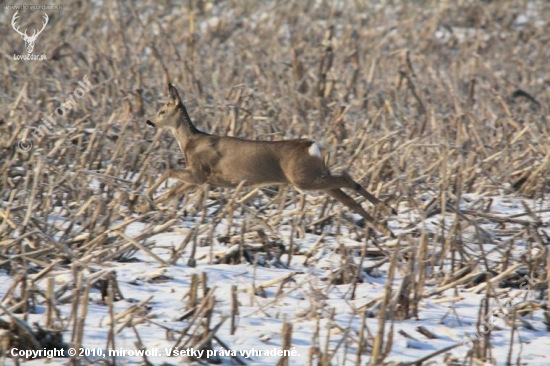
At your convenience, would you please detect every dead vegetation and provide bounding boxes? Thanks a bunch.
[1,0,549,365]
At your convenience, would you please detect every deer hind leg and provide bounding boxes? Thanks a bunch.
[292,171,396,215]
[324,189,395,238]
[340,172,397,215]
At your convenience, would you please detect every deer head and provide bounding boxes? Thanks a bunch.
[146,84,198,136]
[12,11,49,54]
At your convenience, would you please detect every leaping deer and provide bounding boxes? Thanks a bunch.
[11,11,49,54]
[142,84,396,237]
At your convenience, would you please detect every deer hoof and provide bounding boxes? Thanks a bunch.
[377,202,397,215]
[135,197,155,214]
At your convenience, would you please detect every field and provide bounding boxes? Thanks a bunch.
[1,1,550,365]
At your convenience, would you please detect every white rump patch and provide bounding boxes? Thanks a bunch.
[308,141,322,157]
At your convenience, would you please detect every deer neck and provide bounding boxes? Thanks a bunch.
[171,113,200,153]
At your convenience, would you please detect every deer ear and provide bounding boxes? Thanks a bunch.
[168,83,182,106]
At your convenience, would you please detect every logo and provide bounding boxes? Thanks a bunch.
[11,11,48,60]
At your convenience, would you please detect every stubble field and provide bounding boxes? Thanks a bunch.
[1,1,550,365]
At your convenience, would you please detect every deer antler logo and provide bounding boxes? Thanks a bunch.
[11,11,49,54]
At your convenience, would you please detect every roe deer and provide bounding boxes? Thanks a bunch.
[141,84,396,237]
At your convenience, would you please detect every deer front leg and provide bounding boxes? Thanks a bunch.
[147,169,205,198]
[152,182,193,206]
[136,169,204,213]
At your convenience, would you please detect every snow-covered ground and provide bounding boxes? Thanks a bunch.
[1,193,549,365]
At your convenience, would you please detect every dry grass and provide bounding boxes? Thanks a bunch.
[1,0,549,365]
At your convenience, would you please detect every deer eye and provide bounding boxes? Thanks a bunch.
[159,110,165,115]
